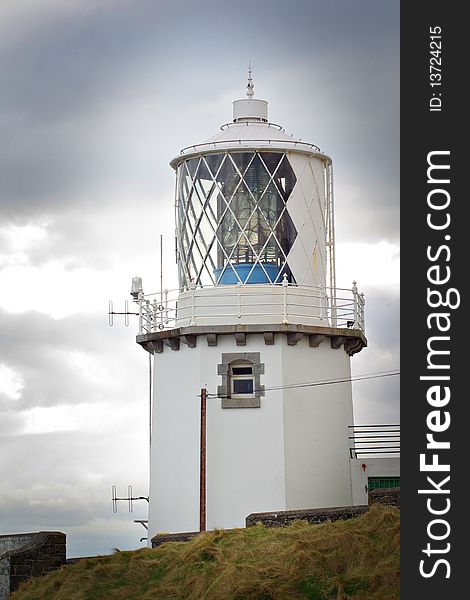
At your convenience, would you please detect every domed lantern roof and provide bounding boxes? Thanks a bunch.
[170,69,329,169]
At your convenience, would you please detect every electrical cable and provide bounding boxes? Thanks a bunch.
[207,368,400,398]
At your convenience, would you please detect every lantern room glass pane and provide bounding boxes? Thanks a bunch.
[176,151,297,287]
[205,153,224,175]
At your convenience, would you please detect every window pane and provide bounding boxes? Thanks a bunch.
[231,152,254,175]
[233,379,254,394]
[205,153,225,177]
[232,366,253,375]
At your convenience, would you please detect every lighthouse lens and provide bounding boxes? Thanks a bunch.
[176,151,297,287]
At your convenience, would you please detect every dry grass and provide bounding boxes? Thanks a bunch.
[11,504,399,600]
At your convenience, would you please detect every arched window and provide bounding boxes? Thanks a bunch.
[217,352,265,409]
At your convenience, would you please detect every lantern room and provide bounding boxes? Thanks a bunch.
[171,70,334,292]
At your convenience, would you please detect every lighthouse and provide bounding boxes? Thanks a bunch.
[134,71,367,540]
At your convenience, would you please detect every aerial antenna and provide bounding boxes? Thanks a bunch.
[108,277,142,328]
[108,299,137,327]
[112,485,149,514]
[109,274,152,542]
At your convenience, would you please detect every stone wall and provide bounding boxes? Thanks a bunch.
[0,532,66,599]
[150,498,400,548]
[369,487,400,508]
[151,531,202,548]
[245,505,369,528]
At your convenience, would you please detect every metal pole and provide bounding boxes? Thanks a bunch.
[199,388,207,532]
[327,163,337,326]
[160,234,163,298]
[148,353,152,519]
[149,354,152,447]
[160,235,163,328]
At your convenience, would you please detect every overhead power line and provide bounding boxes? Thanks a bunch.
[207,369,400,398]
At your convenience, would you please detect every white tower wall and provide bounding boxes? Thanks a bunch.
[147,332,355,538]
[281,337,354,509]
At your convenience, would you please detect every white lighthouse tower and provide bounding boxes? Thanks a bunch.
[134,72,367,540]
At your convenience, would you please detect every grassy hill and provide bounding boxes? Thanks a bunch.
[11,504,399,600]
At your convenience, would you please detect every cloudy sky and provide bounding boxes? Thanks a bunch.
[0,0,399,557]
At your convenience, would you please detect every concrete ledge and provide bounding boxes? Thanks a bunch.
[137,323,366,357]
[245,505,369,528]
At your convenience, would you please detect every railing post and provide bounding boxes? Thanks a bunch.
[319,283,323,320]
[190,283,196,326]
[360,292,365,332]
[138,292,144,334]
[352,281,358,328]
[237,281,242,319]
[151,298,158,331]
[146,299,152,332]
[164,289,169,325]
[331,284,337,328]
[282,273,288,324]
[348,425,356,459]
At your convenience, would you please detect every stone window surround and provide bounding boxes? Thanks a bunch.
[217,352,265,409]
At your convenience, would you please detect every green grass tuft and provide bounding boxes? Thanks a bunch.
[11,504,399,600]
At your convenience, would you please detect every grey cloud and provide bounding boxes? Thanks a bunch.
[1,0,398,223]
[0,309,146,414]
[353,376,399,425]
[352,289,400,423]
[0,430,148,537]
[268,56,399,242]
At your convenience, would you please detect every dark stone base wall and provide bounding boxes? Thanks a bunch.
[245,505,369,528]
[151,531,202,548]
[0,532,66,597]
[150,497,401,548]
[368,487,400,508]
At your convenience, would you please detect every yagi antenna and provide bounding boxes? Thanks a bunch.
[108,299,138,327]
[108,276,144,327]
[112,485,149,514]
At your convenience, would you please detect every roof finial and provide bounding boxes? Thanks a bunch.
[246,62,254,97]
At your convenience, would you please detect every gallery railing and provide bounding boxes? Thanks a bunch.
[135,280,365,335]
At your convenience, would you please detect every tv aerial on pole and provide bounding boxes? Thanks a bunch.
[107,235,165,544]
[111,485,149,541]
[108,298,139,327]
[108,274,144,328]
[111,485,149,514]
